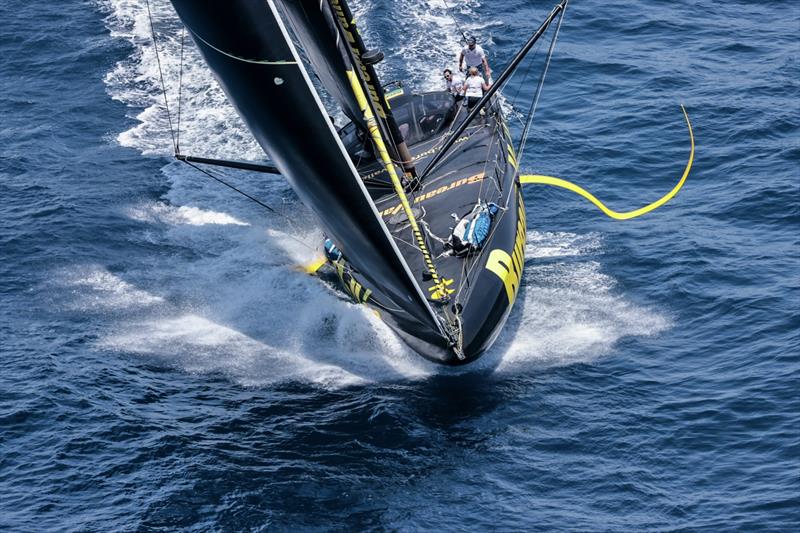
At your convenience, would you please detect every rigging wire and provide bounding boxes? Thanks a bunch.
[181,161,276,214]
[518,5,565,160]
[176,26,185,153]
[507,37,542,111]
[454,119,504,303]
[441,0,469,44]
[181,160,320,252]
[503,42,542,135]
[143,1,299,230]
[145,0,177,153]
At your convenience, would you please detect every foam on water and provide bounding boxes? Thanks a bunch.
[491,257,669,373]
[65,266,165,310]
[127,201,250,226]
[93,0,668,387]
[526,230,603,259]
[353,0,490,92]
[99,0,263,158]
[101,314,423,387]
[5,0,799,527]
[94,253,436,386]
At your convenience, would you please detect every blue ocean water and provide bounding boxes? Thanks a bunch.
[1,0,798,529]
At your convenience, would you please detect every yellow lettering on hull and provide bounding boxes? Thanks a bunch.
[485,191,526,304]
[379,173,485,217]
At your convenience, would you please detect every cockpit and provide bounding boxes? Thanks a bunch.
[340,90,459,163]
[389,91,458,146]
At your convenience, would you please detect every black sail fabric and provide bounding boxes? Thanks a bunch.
[169,0,444,336]
[280,0,411,171]
[277,0,367,132]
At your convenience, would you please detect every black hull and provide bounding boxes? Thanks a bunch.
[168,0,527,365]
[332,91,526,365]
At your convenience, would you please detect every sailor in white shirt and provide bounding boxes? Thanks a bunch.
[443,68,465,100]
[462,67,492,110]
[459,36,492,81]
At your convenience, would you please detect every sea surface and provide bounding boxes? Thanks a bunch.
[1,0,798,530]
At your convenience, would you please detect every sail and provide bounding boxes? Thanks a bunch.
[169,0,444,335]
[276,0,367,132]
[277,0,416,173]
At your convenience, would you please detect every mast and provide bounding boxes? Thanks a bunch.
[275,1,415,175]
[325,0,417,176]
[169,0,445,336]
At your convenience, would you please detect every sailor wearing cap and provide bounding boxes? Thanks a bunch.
[458,36,492,81]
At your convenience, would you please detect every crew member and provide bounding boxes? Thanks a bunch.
[443,68,464,101]
[459,36,491,81]
[463,67,491,110]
